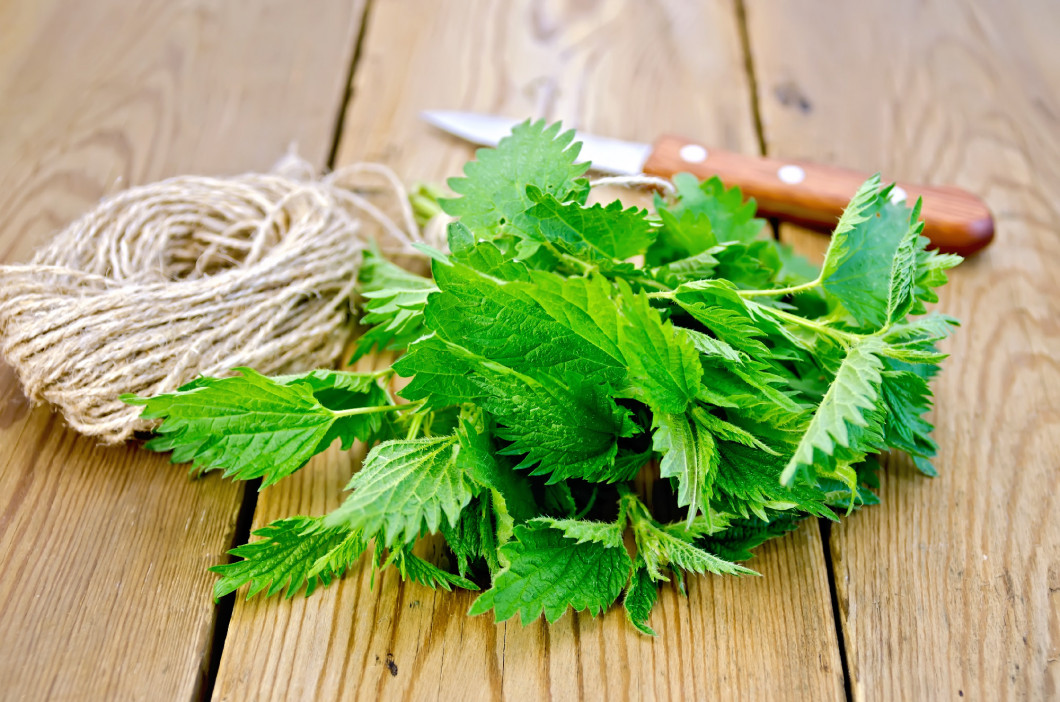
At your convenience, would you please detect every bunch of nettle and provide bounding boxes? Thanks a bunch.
[131,121,959,634]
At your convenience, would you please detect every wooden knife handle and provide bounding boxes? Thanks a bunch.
[642,135,994,256]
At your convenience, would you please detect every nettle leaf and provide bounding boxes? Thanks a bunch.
[652,411,720,525]
[453,421,539,522]
[712,239,784,290]
[386,545,479,592]
[468,524,632,624]
[393,335,483,408]
[277,369,392,450]
[617,285,703,414]
[672,174,765,244]
[441,495,500,577]
[911,247,963,313]
[624,563,658,636]
[673,280,771,358]
[782,337,886,485]
[324,433,479,546]
[441,119,589,235]
[625,493,754,579]
[352,248,435,360]
[654,248,720,287]
[211,517,364,600]
[484,372,636,483]
[886,207,923,323]
[531,517,625,548]
[879,366,940,476]
[522,186,657,262]
[513,271,624,364]
[425,257,626,388]
[648,206,716,265]
[128,368,389,487]
[820,176,924,329]
[647,174,764,265]
[399,337,634,481]
[636,522,756,579]
[698,514,804,563]
[714,442,833,521]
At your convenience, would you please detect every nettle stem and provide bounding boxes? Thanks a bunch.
[645,281,862,347]
[332,400,424,419]
[736,276,823,298]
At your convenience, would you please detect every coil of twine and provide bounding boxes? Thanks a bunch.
[0,153,438,443]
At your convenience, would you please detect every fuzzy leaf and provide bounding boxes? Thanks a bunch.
[441,119,589,235]
[468,524,631,624]
[522,186,656,261]
[624,563,658,636]
[387,546,479,591]
[617,285,703,414]
[782,337,886,485]
[652,411,720,525]
[129,368,389,486]
[820,176,926,329]
[324,434,478,546]
[211,517,363,600]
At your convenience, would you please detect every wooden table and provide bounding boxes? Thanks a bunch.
[1,1,1057,699]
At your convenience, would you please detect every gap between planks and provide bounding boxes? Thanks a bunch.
[730,3,854,698]
[198,2,376,698]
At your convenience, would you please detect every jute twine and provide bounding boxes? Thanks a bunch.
[0,153,441,443]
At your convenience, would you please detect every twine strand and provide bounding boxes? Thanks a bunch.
[0,154,426,443]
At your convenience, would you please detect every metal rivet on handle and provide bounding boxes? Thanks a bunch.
[777,164,806,184]
[679,144,708,163]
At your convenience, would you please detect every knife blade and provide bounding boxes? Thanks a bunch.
[422,110,994,256]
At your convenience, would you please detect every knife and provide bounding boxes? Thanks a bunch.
[422,110,994,256]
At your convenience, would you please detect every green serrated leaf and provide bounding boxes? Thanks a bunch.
[886,205,923,323]
[652,411,719,525]
[624,493,754,579]
[387,545,479,591]
[673,280,772,358]
[468,524,631,624]
[698,514,804,563]
[624,563,658,636]
[879,366,940,475]
[714,442,834,521]
[487,373,635,483]
[424,257,626,388]
[128,368,389,487]
[531,517,625,548]
[324,434,478,546]
[617,283,703,414]
[211,517,363,600]
[441,119,589,236]
[782,337,886,485]
[820,177,926,329]
[647,174,764,266]
[351,247,436,360]
[522,186,656,262]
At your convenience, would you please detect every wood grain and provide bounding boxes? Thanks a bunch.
[212,1,845,700]
[745,0,1060,699]
[0,1,364,699]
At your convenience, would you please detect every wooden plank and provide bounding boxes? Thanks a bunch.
[212,1,846,699]
[745,0,1060,698]
[0,2,364,699]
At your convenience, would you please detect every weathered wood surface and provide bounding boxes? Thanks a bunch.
[745,0,1060,699]
[0,1,364,699]
[3,0,1058,699]
[211,1,845,700]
